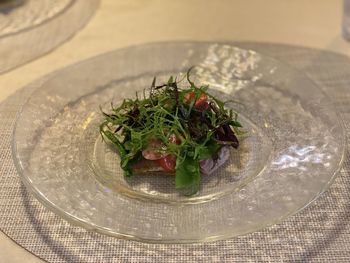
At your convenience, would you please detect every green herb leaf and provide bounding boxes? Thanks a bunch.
[230,120,242,127]
[175,156,200,190]
[101,130,133,176]
[197,141,221,160]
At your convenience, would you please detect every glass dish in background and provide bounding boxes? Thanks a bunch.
[0,0,25,12]
[0,0,99,74]
[343,0,350,40]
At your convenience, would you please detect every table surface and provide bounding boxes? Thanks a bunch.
[1,0,349,262]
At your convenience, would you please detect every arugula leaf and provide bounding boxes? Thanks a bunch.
[197,141,221,160]
[230,120,242,127]
[175,156,200,190]
[123,153,142,177]
[101,130,126,156]
[101,130,134,176]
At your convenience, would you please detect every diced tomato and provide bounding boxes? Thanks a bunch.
[184,91,196,103]
[156,154,177,172]
[184,91,208,110]
[155,134,180,172]
[195,93,209,110]
[143,133,181,163]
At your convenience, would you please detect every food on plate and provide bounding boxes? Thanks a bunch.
[100,68,243,194]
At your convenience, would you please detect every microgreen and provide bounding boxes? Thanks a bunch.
[100,68,243,194]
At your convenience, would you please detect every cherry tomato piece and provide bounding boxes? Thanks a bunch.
[184,92,208,110]
[156,154,177,172]
[194,93,208,110]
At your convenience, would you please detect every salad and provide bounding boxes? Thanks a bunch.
[100,69,243,193]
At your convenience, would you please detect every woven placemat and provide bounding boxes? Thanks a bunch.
[0,43,349,263]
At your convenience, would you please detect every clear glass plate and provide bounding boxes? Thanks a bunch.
[12,42,346,243]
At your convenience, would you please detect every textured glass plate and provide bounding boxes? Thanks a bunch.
[12,42,346,243]
[0,0,99,73]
